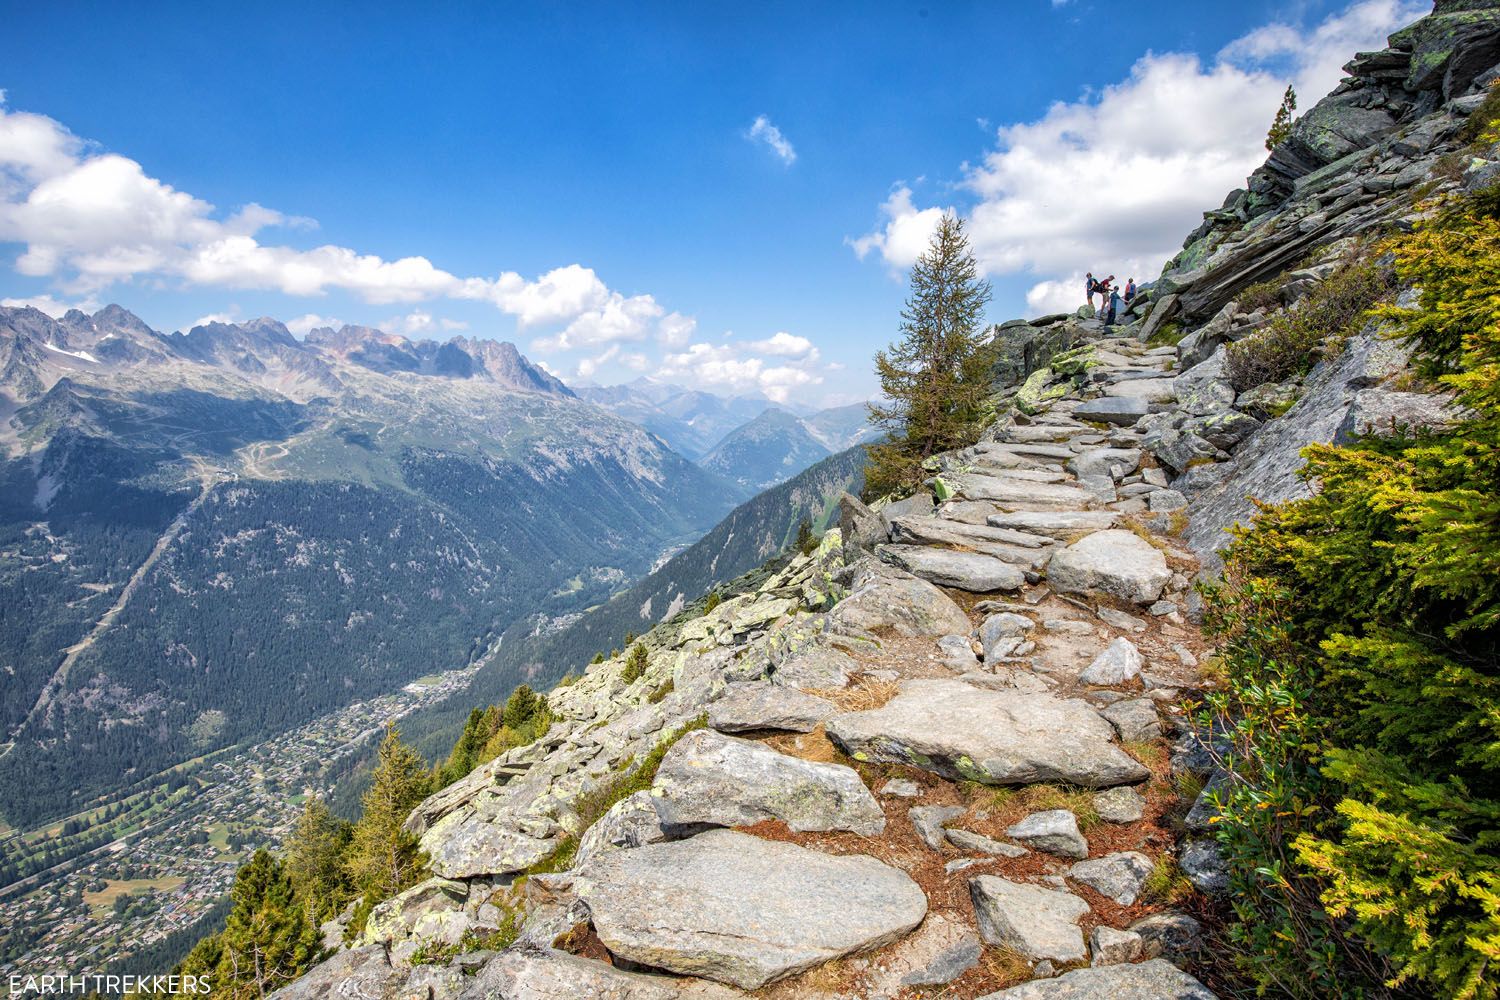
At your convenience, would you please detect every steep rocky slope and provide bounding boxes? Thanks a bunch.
[267,4,1499,996]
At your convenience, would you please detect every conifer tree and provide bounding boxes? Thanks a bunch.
[1265,85,1297,151]
[794,517,815,554]
[215,849,321,1000]
[345,725,429,903]
[501,685,541,730]
[622,642,649,683]
[284,798,352,921]
[866,213,993,497]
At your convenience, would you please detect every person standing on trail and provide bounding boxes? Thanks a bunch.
[1107,287,1122,326]
[1124,278,1136,304]
[1096,274,1114,307]
[1085,272,1097,309]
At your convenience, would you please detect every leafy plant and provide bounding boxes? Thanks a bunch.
[1204,185,1500,999]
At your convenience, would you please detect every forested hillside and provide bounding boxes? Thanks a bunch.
[0,309,741,826]
[394,444,866,763]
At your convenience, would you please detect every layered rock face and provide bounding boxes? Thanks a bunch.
[270,3,1493,997]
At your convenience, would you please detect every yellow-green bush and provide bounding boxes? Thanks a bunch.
[1205,187,1500,999]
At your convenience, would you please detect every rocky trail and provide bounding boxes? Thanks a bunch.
[279,332,1231,1000]
[268,6,1500,996]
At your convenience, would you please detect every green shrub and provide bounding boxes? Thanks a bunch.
[1224,246,1395,392]
[1205,187,1500,999]
[1236,276,1285,314]
[622,642,648,684]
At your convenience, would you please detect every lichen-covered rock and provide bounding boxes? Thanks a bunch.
[1180,839,1230,894]
[1068,851,1154,905]
[574,791,681,870]
[878,544,1026,592]
[826,559,972,638]
[1072,396,1151,426]
[974,958,1218,999]
[708,682,835,733]
[827,679,1149,788]
[1005,810,1088,860]
[1047,530,1171,605]
[946,827,1028,858]
[564,829,928,990]
[1094,785,1146,823]
[968,876,1090,963]
[909,804,965,851]
[456,948,743,999]
[266,946,399,1000]
[651,730,885,836]
[1099,698,1162,743]
[1089,926,1145,967]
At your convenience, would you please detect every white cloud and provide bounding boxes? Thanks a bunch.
[190,311,237,328]
[657,311,695,347]
[747,331,818,360]
[656,337,825,403]
[1,293,90,318]
[747,115,797,165]
[850,0,1424,310]
[286,312,339,335]
[848,185,948,270]
[0,94,696,345]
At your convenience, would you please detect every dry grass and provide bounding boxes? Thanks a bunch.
[1124,739,1168,771]
[808,674,900,712]
[981,947,1034,988]
[764,725,843,765]
[967,782,1102,832]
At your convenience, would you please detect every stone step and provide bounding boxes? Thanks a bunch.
[950,473,1098,509]
[877,544,1027,592]
[984,510,1121,538]
[890,514,1055,551]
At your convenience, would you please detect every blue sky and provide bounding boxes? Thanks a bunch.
[0,0,1426,405]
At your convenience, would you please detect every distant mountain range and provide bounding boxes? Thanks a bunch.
[0,305,742,825]
[578,378,877,490]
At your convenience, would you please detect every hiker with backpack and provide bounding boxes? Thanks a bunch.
[1085,272,1097,310]
[1107,286,1123,326]
[1124,278,1136,304]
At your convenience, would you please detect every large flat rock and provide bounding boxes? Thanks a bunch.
[975,958,1219,999]
[968,875,1090,963]
[827,559,971,638]
[1073,397,1151,426]
[878,544,1026,592]
[950,473,1098,508]
[984,510,1120,539]
[708,682,836,733]
[652,729,885,836]
[1046,529,1171,605]
[567,829,927,989]
[825,678,1149,788]
[458,948,743,999]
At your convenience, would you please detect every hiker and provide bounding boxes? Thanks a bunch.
[1085,272,1097,309]
[1107,286,1123,326]
[1124,278,1136,304]
[1096,274,1114,307]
